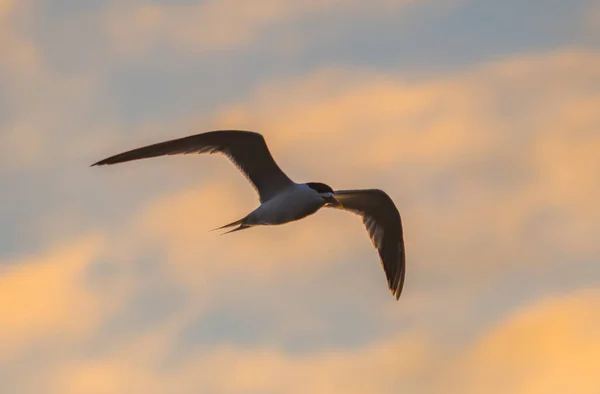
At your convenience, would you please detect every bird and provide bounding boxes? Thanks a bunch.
[92,130,406,300]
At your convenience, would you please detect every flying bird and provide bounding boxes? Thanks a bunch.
[92,130,406,299]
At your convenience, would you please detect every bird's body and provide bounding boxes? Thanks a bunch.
[245,183,327,226]
[93,130,406,300]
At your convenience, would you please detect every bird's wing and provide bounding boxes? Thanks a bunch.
[92,130,294,202]
[328,189,406,300]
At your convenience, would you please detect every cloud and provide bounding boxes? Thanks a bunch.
[48,49,599,327]
[103,0,417,55]
[19,289,600,394]
[1,0,598,391]
[7,47,593,314]
[0,2,39,76]
[0,237,107,358]
[129,181,374,292]
[2,235,597,394]
[0,70,103,172]
[43,327,433,394]
[583,1,600,37]
[0,1,105,173]
[0,0,12,17]
[1,44,599,393]
[443,289,600,394]
[216,50,600,278]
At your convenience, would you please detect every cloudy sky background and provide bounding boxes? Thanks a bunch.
[1,0,599,393]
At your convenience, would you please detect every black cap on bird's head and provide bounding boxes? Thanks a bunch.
[306,182,342,207]
[306,182,334,194]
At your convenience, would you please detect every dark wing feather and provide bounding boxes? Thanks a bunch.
[329,189,406,300]
[92,130,293,202]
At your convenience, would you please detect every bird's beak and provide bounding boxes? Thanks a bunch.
[325,195,343,208]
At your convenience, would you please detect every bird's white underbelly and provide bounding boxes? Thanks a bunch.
[248,184,324,225]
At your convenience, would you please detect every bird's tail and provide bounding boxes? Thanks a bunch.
[211,216,251,235]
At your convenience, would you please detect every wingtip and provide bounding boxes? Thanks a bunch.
[391,277,404,301]
[392,279,405,301]
[90,159,109,167]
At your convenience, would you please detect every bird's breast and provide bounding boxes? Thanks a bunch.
[250,186,324,225]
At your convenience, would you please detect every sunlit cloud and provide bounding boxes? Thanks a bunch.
[1,0,599,392]
[40,47,598,313]
[0,0,12,17]
[42,328,433,394]
[583,1,600,37]
[0,237,106,358]
[103,0,418,55]
[0,4,103,172]
[0,4,39,76]
[11,288,599,393]
[442,289,600,394]
[127,181,374,293]
[216,50,600,276]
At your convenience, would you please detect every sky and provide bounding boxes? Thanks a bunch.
[1,0,599,393]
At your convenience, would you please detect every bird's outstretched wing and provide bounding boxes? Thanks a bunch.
[92,130,294,202]
[329,189,406,300]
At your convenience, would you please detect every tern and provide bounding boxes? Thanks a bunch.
[92,130,406,299]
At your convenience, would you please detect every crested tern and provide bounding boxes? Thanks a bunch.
[92,130,406,299]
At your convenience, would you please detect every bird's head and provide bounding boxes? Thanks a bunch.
[306,182,343,208]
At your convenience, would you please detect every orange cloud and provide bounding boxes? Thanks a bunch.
[216,50,600,275]
[0,237,107,358]
[0,0,12,17]
[0,2,102,171]
[443,289,600,394]
[5,239,597,394]
[46,327,432,394]
[78,49,600,306]
[131,181,374,292]
[218,51,600,171]
[3,48,597,393]
[9,270,598,394]
[103,0,416,55]
[0,4,39,76]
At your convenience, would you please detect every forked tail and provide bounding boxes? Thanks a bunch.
[211,216,251,235]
